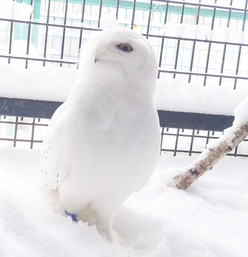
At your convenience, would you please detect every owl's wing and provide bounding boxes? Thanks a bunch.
[40,103,69,190]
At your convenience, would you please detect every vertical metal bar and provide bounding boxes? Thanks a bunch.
[234,46,242,90]
[158,2,169,79]
[8,21,14,64]
[81,0,86,24]
[219,2,232,85]
[180,3,185,23]
[98,0,103,28]
[189,130,195,156]
[77,0,86,68]
[25,26,31,69]
[157,39,165,79]
[160,127,164,155]
[8,0,15,64]
[188,5,200,83]
[234,53,245,90]
[173,40,181,79]
[203,7,216,86]
[13,117,18,147]
[233,0,248,90]
[164,2,169,23]
[25,0,33,69]
[131,0,136,30]
[206,130,210,147]
[234,146,238,157]
[174,128,180,157]
[173,4,185,79]
[233,0,248,89]
[146,0,153,38]
[43,0,51,66]
[60,0,69,67]
[116,0,120,20]
[30,118,36,149]
[190,62,199,84]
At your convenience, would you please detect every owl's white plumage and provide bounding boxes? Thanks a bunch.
[40,27,160,240]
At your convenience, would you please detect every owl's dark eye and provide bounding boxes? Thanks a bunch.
[116,43,133,52]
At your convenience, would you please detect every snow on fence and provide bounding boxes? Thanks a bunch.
[0,0,248,157]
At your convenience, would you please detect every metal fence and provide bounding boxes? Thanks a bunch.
[0,116,48,149]
[0,0,248,156]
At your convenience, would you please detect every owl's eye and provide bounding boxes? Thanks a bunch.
[116,43,133,52]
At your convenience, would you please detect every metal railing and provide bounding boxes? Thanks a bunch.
[1,0,248,86]
[1,97,247,157]
[0,0,248,156]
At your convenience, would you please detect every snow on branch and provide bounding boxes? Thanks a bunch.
[168,97,248,190]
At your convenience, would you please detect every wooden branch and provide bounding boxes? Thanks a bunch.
[168,123,248,190]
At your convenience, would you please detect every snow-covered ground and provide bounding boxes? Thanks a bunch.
[0,146,248,257]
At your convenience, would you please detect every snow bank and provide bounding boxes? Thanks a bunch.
[0,146,125,257]
[0,63,76,102]
[0,63,247,116]
[0,0,32,21]
[163,23,248,45]
[158,0,247,9]
[155,79,248,115]
[1,146,248,257]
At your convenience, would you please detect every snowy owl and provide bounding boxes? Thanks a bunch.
[40,27,160,240]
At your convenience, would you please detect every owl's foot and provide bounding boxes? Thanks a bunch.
[65,211,78,222]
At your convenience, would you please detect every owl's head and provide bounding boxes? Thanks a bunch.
[80,27,157,95]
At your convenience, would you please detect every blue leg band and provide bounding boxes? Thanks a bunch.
[65,211,78,222]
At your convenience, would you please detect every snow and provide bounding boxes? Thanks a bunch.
[0,63,77,102]
[160,0,247,9]
[0,63,247,116]
[163,23,248,44]
[155,79,248,115]
[1,146,248,257]
[0,0,33,21]
[233,96,248,127]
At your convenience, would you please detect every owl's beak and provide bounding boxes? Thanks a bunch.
[94,47,105,64]
[94,50,101,63]
[94,48,112,64]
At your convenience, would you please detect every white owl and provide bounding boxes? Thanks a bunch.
[40,27,160,240]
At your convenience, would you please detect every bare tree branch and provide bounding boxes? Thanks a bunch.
[168,123,248,190]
